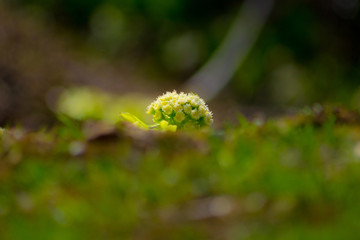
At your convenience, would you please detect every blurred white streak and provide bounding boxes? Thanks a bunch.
[184,0,274,100]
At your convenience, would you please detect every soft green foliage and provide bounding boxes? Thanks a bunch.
[57,88,152,124]
[1,110,360,239]
[147,91,213,129]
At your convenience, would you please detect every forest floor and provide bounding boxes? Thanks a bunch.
[1,105,360,239]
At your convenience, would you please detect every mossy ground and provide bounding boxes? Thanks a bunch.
[1,106,360,240]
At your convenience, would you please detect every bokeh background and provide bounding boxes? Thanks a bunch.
[2,1,360,240]
[1,0,360,127]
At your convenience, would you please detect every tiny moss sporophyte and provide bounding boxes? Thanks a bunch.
[120,91,213,131]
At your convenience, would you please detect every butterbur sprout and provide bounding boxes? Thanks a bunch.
[147,91,213,130]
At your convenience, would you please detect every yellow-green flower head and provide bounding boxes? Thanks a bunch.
[147,91,213,129]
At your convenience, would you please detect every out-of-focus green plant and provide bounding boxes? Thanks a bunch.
[57,87,151,124]
[57,88,105,120]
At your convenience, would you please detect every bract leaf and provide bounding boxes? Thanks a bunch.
[119,112,149,130]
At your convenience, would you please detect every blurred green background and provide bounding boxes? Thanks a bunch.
[1,0,360,127]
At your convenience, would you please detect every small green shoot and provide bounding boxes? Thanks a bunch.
[119,112,149,130]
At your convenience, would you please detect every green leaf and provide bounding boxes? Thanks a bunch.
[119,112,149,130]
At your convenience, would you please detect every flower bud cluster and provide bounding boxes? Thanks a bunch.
[147,91,213,129]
